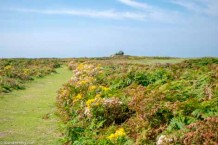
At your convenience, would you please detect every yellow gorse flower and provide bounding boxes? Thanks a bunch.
[107,128,126,140]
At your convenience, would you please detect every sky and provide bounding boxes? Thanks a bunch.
[0,0,218,58]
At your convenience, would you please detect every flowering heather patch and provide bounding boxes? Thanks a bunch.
[56,58,218,145]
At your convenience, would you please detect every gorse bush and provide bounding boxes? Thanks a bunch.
[0,58,62,93]
[57,58,218,145]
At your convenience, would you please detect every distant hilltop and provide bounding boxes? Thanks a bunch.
[110,50,125,57]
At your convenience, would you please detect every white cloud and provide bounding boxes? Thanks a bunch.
[118,0,218,21]
[117,0,181,22]
[169,0,201,13]
[118,0,151,10]
[10,8,180,22]
[169,0,218,16]
[6,0,189,23]
[12,8,151,20]
[6,0,182,23]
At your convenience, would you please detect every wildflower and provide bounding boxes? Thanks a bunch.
[103,97,123,106]
[100,86,110,91]
[84,107,92,117]
[157,135,167,145]
[4,65,13,70]
[85,94,102,108]
[94,94,102,106]
[77,63,84,70]
[115,128,126,137]
[86,98,95,108]
[88,85,97,91]
[73,94,82,103]
[107,134,116,140]
[77,79,89,85]
[62,90,70,97]
[79,80,88,85]
[23,69,29,75]
[107,128,126,140]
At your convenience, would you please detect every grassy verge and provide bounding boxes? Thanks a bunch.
[0,66,72,145]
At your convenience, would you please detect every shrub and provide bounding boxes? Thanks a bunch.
[0,58,62,94]
[57,58,218,144]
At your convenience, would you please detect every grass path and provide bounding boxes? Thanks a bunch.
[0,66,72,145]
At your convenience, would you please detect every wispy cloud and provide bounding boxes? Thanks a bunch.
[5,0,191,23]
[118,0,151,10]
[118,0,218,20]
[117,0,181,22]
[169,0,218,16]
[11,8,152,20]
[170,0,201,13]
[8,8,179,22]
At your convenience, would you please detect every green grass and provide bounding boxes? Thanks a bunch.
[128,58,185,64]
[0,66,72,145]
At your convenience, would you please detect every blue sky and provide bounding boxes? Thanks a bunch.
[0,0,218,58]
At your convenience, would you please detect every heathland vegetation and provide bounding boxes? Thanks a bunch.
[0,58,61,93]
[0,57,217,145]
[56,57,218,145]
